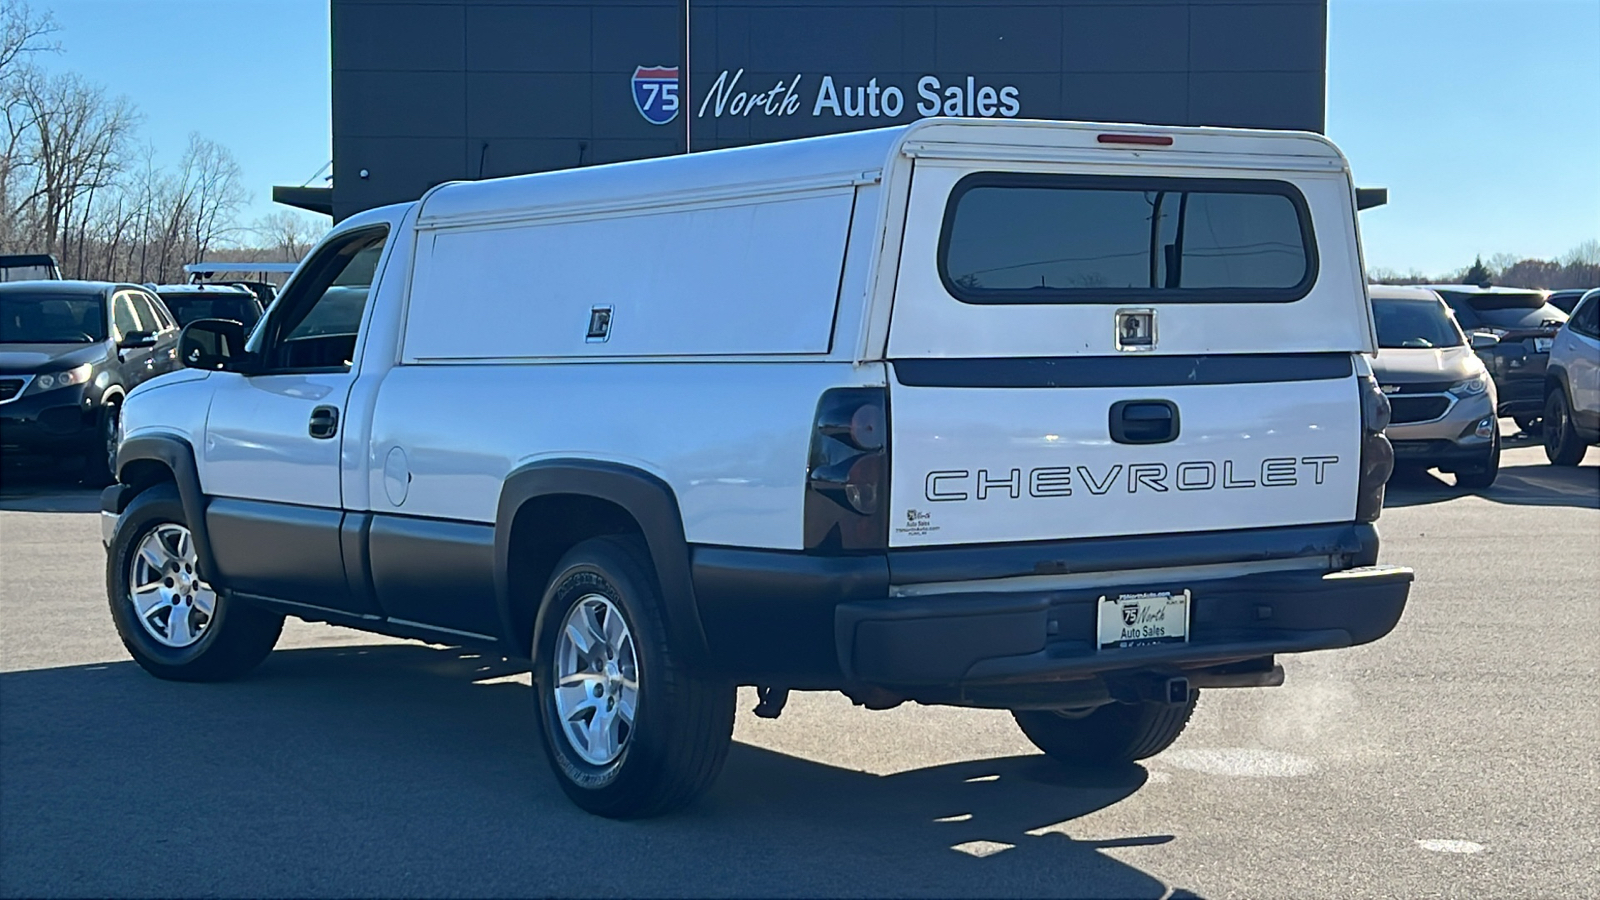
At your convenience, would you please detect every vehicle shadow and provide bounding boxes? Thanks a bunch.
[0,466,100,513]
[1384,461,1600,510]
[0,643,1200,899]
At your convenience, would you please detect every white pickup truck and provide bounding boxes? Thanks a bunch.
[102,118,1412,818]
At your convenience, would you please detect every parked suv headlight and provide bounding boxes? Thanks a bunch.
[1448,373,1490,397]
[28,363,93,394]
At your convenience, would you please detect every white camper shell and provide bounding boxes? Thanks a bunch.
[107,119,1411,819]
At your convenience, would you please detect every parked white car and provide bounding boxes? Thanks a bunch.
[1544,287,1600,464]
[101,118,1413,818]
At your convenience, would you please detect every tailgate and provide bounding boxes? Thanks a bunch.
[887,356,1360,547]
[882,143,1369,549]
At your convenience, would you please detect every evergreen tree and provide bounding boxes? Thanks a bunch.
[1462,256,1493,286]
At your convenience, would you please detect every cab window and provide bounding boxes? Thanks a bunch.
[252,227,387,372]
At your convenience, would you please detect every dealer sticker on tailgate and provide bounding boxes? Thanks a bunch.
[1097,590,1191,650]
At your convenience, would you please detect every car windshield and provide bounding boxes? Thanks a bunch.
[160,293,262,328]
[0,291,106,343]
[1373,297,1463,349]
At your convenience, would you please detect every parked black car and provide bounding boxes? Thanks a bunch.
[151,283,264,329]
[1422,285,1569,431]
[0,253,62,282]
[1546,289,1594,315]
[0,281,181,481]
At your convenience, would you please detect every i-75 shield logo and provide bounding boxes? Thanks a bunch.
[632,66,680,125]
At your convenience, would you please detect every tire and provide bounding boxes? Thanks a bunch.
[1013,692,1198,766]
[1455,429,1500,489]
[1514,415,1542,436]
[534,535,735,819]
[80,402,119,487]
[106,483,283,681]
[1544,389,1587,466]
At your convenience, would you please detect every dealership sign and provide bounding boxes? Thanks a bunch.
[632,66,1020,125]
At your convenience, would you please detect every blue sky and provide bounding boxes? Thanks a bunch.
[37,0,1600,274]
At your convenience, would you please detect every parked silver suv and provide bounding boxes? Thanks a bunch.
[1369,285,1500,487]
[1543,287,1600,464]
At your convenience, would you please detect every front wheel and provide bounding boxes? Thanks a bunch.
[1544,390,1587,466]
[1455,429,1500,489]
[1013,693,1198,766]
[534,535,735,818]
[106,483,283,681]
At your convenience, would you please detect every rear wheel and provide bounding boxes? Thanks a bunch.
[1455,429,1500,489]
[1013,692,1198,766]
[1544,389,1587,466]
[107,483,283,681]
[534,535,735,818]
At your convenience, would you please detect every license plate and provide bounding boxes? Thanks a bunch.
[1535,337,1553,352]
[1098,590,1191,650]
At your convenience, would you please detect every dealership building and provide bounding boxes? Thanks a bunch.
[277,0,1331,221]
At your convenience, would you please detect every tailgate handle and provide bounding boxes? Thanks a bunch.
[1109,400,1179,445]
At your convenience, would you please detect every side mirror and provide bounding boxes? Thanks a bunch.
[1470,332,1500,350]
[179,318,250,371]
[119,330,157,350]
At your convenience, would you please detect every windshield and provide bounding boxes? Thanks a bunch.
[1373,298,1463,349]
[0,292,106,343]
[159,293,262,328]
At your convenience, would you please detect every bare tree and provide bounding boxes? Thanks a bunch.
[0,0,56,80]
[172,132,246,268]
[7,67,136,260]
[0,6,319,282]
[1562,239,1600,268]
[0,2,58,249]
[251,209,325,262]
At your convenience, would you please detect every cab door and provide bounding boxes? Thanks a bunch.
[198,227,390,617]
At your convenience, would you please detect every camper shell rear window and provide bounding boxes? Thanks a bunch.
[938,173,1319,304]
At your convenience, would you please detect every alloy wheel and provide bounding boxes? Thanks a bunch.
[127,524,215,648]
[552,593,639,766]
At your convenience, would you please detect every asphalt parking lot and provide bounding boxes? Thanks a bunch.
[2,431,1596,899]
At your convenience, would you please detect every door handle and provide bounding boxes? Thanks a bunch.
[308,405,340,439]
[1109,400,1180,445]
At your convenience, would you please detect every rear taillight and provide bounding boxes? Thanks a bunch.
[1356,371,1394,523]
[804,388,889,552]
